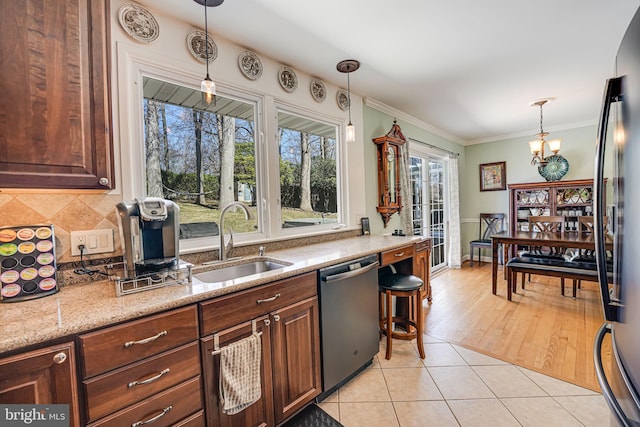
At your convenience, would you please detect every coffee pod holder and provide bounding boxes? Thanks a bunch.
[0,224,59,303]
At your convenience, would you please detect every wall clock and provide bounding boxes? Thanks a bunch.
[372,120,406,227]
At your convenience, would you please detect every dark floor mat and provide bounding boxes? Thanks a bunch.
[282,403,343,427]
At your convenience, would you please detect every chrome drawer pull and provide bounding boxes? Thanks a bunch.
[124,330,168,348]
[394,252,405,257]
[127,368,170,388]
[131,406,172,427]
[256,293,280,304]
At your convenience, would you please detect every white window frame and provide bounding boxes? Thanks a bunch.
[115,43,354,254]
[272,101,346,237]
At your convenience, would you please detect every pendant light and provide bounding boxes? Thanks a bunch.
[337,59,360,143]
[528,98,562,166]
[194,0,224,105]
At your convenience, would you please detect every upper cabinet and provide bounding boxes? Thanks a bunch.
[0,0,114,189]
[373,120,406,227]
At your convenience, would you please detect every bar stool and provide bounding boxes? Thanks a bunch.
[378,271,425,360]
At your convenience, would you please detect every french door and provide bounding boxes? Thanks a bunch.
[409,154,448,271]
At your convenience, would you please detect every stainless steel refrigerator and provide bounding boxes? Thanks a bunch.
[594,5,640,426]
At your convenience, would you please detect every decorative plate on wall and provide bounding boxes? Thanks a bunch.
[538,154,569,182]
[238,50,263,81]
[310,79,327,103]
[278,66,298,93]
[187,29,217,63]
[336,89,349,111]
[118,3,159,43]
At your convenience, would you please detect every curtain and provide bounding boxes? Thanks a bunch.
[400,144,413,236]
[448,154,462,268]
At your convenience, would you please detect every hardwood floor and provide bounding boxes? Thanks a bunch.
[423,262,612,392]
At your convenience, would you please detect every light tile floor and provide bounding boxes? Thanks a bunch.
[317,335,611,427]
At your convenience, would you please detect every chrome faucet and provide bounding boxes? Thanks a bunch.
[218,202,252,261]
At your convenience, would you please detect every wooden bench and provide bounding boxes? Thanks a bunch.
[505,256,612,301]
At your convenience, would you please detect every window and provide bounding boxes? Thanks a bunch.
[137,75,346,250]
[277,109,339,230]
[142,77,259,240]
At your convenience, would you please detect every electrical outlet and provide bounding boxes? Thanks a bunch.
[71,229,115,256]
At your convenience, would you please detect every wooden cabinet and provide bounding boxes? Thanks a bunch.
[199,272,321,426]
[201,316,274,427]
[0,342,80,427]
[79,305,202,426]
[509,179,603,234]
[0,0,114,189]
[271,297,321,424]
[413,239,432,301]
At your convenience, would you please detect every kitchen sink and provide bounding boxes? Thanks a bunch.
[193,257,293,284]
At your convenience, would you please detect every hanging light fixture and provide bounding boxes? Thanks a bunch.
[337,59,360,143]
[529,98,562,166]
[194,0,224,105]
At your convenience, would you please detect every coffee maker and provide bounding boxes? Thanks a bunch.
[116,198,180,277]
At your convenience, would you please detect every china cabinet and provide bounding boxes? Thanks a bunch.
[373,120,406,227]
[508,179,604,234]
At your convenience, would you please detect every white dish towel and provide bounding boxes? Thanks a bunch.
[218,333,262,415]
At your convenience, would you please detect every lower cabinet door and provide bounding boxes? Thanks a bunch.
[271,297,321,424]
[0,342,80,427]
[200,315,274,427]
[87,377,202,427]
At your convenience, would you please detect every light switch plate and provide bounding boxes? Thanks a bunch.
[70,229,115,256]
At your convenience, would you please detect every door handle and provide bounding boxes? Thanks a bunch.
[594,77,622,322]
[322,261,379,283]
[593,323,631,427]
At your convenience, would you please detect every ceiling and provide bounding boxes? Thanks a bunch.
[135,0,640,144]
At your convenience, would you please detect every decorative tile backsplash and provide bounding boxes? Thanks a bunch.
[0,192,362,286]
[0,192,124,264]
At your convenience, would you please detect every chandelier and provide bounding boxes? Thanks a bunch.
[528,98,561,166]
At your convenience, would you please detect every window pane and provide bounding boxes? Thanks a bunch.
[277,111,339,229]
[142,77,258,240]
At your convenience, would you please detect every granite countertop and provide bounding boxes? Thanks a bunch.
[0,235,420,354]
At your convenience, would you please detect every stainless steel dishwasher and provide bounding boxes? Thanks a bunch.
[317,253,380,399]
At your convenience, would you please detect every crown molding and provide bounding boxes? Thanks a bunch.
[364,97,464,144]
[465,119,598,145]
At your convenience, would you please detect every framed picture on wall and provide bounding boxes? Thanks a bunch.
[479,161,507,191]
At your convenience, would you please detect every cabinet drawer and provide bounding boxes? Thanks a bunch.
[200,272,316,336]
[174,410,205,427]
[414,239,431,253]
[87,376,202,427]
[380,245,414,266]
[80,305,199,378]
[84,342,201,422]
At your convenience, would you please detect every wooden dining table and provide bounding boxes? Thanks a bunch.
[490,230,613,298]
